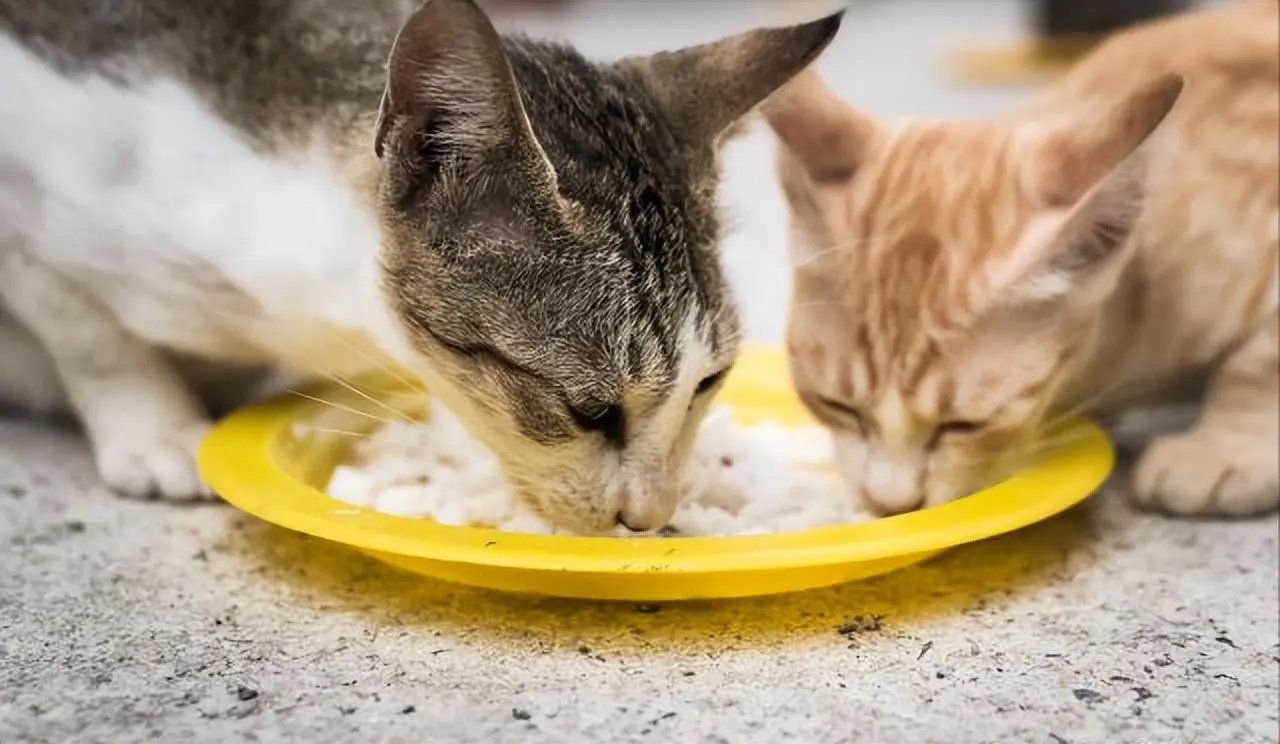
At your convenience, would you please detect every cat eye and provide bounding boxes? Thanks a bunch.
[695,369,730,396]
[812,395,868,430]
[570,404,626,445]
[927,420,984,450]
[937,420,983,436]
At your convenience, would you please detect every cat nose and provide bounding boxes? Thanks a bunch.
[859,486,925,516]
[859,458,926,515]
[615,506,665,533]
[615,493,675,533]
[613,465,680,533]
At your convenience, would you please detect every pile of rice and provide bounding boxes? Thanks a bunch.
[325,403,870,536]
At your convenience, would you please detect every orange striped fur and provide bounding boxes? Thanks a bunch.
[765,1,1278,517]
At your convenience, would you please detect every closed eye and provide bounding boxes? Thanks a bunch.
[810,394,868,431]
[695,368,730,396]
[927,419,985,450]
[937,420,983,436]
[570,404,626,446]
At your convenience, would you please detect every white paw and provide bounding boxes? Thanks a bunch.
[94,421,215,502]
[1132,431,1280,517]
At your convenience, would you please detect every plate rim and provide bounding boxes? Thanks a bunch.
[198,345,1115,575]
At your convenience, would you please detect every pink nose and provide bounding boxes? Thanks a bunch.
[615,504,667,533]
[616,488,678,533]
[859,487,925,516]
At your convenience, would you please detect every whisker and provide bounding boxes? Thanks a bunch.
[321,372,417,424]
[790,236,873,269]
[791,299,849,311]
[287,390,397,424]
[318,332,429,394]
[1038,379,1168,432]
[293,425,374,439]
[959,429,1101,469]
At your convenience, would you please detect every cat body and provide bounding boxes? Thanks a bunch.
[766,1,1278,516]
[0,0,843,531]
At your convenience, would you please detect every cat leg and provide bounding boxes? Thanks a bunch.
[0,251,213,500]
[1132,315,1279,516]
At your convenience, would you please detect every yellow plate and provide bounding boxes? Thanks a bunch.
[198,345,1114,602]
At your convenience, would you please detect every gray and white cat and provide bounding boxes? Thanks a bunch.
[0,0,841,532]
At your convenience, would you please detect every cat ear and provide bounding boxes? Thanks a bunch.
[373,0,552,189]
[624,12,844,146]
[762,68,879,182]
[1024,74,1184,208]
[998,74,1184,307]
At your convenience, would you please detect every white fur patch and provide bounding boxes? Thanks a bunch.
[0,33,395,377]
[613,314,715,529]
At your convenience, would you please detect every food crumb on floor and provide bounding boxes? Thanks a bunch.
[917,640,934,660]
[837,615,885,635]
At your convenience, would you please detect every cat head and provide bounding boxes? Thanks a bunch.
[370,0,842,532]
[765,69,1183,515]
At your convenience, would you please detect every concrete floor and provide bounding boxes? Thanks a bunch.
[3,2,1278,743]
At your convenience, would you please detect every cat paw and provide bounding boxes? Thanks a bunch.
[1132,431,1280,517]
[94,421,215,502]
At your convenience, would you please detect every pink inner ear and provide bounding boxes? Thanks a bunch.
[384,0,494,112]
[993,163,1146,311]
[373,0,525,164]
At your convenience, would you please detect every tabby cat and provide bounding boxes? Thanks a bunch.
[0,0,842,532]
[766,1,1278,517]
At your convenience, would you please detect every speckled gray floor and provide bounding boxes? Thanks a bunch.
[4,420,1277,744]
[2,3,1278,744]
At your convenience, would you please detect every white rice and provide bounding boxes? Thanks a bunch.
[324,402,870,536]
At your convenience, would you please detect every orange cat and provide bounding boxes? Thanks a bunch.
[765,1,1278,517]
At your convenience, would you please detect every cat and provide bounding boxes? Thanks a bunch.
[763,0,1278,518]
[0,0,843,532]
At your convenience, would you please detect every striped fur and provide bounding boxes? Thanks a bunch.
[767,1,1278,517]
